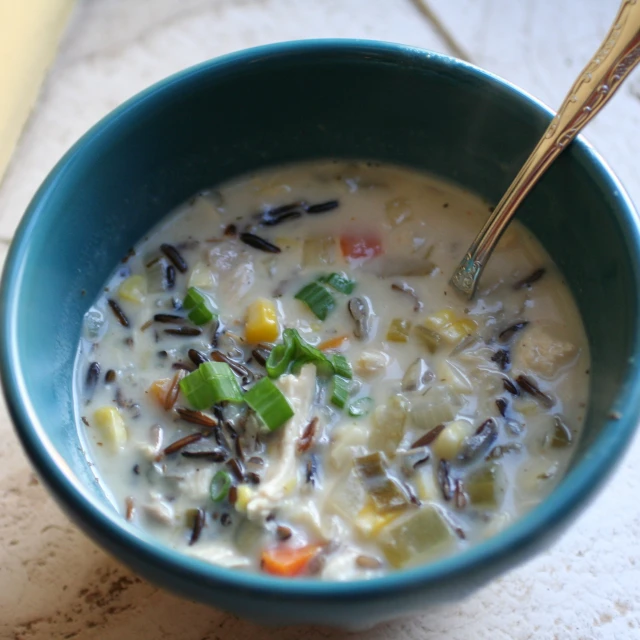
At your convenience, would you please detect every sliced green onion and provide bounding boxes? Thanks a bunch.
[244,377,294,431]
[210,470,232,502]
[332,354,353,379]
[179,362,243,410]
[266,330,296,378]
[322,272,356,294]
[288,329,334,376]
[183,287,217,325]
[183,286,207,310]
[294,282,335,320]
[349,396,374,417]
[331,375,351,409]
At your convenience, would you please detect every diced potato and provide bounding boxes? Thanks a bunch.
[355,350,389,377]
[513,326,577,378]
[411,385,460,431]
[466,463,505,509]
[355,500,402,538]
[385,198,412,226]
[369,394,410,456]
[440,319,478,344]
[326,472,367,522]
[188,261,215,289]
[387,318,412,342]
[93,406,127,452]
[513,397,540,416]
[235,484,254,512]
[118,275,147,304]
[436,360,473,394]
[245,298,279,343]
[303,236,337,267]
[379,504,456,568]
[481,512,512,539]
[423,309,456,332]
[431,419,474,460]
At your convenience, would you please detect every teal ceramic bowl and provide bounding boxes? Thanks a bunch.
[2,40,640,628]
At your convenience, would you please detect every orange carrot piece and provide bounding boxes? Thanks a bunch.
[260,544,322,577]
[147,378,171,407]
[318,335,349,352]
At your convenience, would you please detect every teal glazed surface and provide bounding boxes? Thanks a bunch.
[2,40,640,627]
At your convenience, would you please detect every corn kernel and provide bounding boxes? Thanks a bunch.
[440,319,478,344]
[235,484,254,512]
[355,500,402,538]
[118,275,147,304]
[431,419,474,460]
[423,309,456,332]
[93,406,127,452]
[245,298,279,343]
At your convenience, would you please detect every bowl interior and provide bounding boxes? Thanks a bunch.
[2,41,640,620]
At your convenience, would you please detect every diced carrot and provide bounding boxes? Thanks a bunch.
[260,543,322,577]
[318,335,349,352]
[340,233,383,262]
[148,378,171,407]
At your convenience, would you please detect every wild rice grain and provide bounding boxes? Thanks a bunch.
[107,299,130,327]
[163,432,204,455]
[160,243,188,273]
[188,508,205,545]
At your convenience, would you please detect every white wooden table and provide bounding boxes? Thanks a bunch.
[1,1,639,638]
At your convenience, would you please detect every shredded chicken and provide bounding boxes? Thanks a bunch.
[355,350,389,377]
[246,364,317,521]
[185,541,251,569]
[208,241,255,301]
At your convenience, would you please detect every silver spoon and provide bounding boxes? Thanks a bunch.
[450,0,640,299]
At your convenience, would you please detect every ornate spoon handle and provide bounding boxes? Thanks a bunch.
[450,0,640,299]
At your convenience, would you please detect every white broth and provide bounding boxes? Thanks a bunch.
[75,161,589,579]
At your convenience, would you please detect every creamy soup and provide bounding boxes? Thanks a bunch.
[75,161,589,579]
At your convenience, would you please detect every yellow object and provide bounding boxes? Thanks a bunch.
[431,419,474,460]
[188,261,214,289]
[93,406,127,452]
[0,1,76,181]
[355,500,402,538]
[386,318,412,342]
[423,309,477,345]
[245,298,279,343]
[235,484,254,512]
[423,309,456,332]
[118,275,147,303]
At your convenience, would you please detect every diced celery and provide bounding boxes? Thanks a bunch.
[379,505,456,568]
[440,319,478,344]
[423,309,456,332]
[387,318,412,342]
[466,463,505,509]
[414,325,441,354]
[354,452,411,512]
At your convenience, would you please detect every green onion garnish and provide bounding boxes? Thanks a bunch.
[244,377,294,431]
[348,396,374,417]
[322,272,356,294]
[266,328,336,378]
[294,282,335,320]
[179,361,243,410]
[183,287,217,325]
[266,330,296,378]
[210,470,232,502]
[332,354,353,379]
[331,375,351,409]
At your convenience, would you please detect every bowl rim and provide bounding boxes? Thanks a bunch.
[2,38,640,601]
